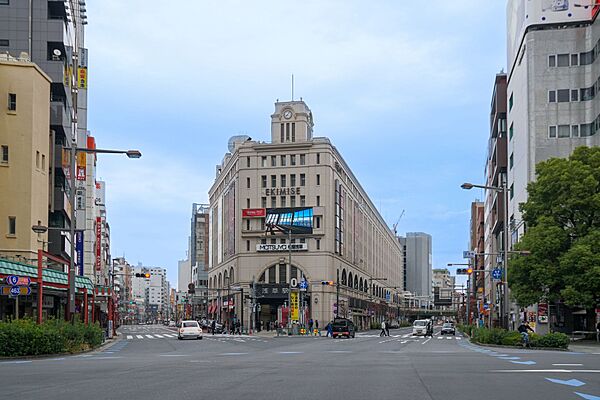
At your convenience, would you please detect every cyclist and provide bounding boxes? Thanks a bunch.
[518,321,534,347]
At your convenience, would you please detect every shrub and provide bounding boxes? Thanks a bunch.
[537,332,569,349]
[0,319,104,357]
[501,331,522,346]
[468,326,568,349]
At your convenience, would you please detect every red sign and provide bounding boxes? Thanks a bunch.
[242,208,266,218]
[95,217,102,271]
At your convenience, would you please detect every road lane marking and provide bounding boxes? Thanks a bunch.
[574,392,600,400]
[136,335,144,339]
[127,335,133,340]
[554,364,584,366]
[164,334,175,338]
[511,361,536,365]
[499,357,521,360]
[544,378,586,387]
[490,354,509,357]
[159,354,187,357]
[145,335,155,339]
[219,353,248,356]
[154,334,164,338]
[491,369,600,373]
[328,350,352,353]
[278,351,302,354]
[422,338,431,345]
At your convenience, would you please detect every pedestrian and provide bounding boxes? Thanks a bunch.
[326,321,333,337]
[380,320,387,337]
[596,320,600,343]
[315,320,320,336]
[211,319,216,335]
[308,318,314,335]
[385,320,390,337]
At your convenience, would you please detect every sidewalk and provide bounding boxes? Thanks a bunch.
[569,340,600,354]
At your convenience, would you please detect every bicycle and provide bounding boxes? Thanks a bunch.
[521,332,530,348]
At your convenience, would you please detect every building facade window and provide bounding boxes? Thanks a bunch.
[316,195,320,206]
[246,198,250,208]
[290,174,296,186]
[246,240,250,251]
[261,175,267,188]
[246,177,251,188]
[509,123,513,140]
[280,174,286,187]
[557,53,569,67]
[0,39,8,46]
[571,89,579,102]
[316,239,321,250]
[316,174,320,185]
[261,197,267,208]
[558,125,570,138]
[8,216,15,235]
[261,156,267,167]
[557,89,570,102]
[509,153,513,170]
[271,156,276,167]
[548,126,557,138]
[509,184,514,200]
[271,197,276,208]
[316,216,321,229]
[509,93,513,111]
[571,54,579,66]
[280,124,284,142]
[300,195,306,206]
[291,123,296,142]
[271,175,276,187]
[548,90,556,103]
[8,93,16,111]
[246,157,250,168]
[280,155,286,166]
[300,173,306,186]
[246,220,250,230]
[300,154,306,165]
[290,196,296,207]
[548,55,556,67]
[290,155,296,166]
[572,125,580,137]
[316,153,320,164]
[1,145,8,163]
[280,196,286,207]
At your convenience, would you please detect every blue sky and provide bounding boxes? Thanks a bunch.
[85,1,507,288]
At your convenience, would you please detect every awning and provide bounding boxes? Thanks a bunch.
[0,258,94,290]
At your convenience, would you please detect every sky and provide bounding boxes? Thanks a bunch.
[85,1,507,289]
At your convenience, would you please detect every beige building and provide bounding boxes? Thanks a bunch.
[0,54,51,262]
[208,100,404,331]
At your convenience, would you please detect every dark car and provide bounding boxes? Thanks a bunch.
[440,323,455,335]
[331,317,356,339]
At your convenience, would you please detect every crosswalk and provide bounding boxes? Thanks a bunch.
[126,333,178,340]
[124,333,269,342]
[356,333,463,341]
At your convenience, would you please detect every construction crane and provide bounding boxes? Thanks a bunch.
[392,210,405,235]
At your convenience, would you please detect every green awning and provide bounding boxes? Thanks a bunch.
[0,259,93,290]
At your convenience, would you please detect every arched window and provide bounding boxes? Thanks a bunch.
[347,272,353,288]
[359,278,363,292]
[229,267,234,284]
[218,273,222,289]
[354,275,358,289]
[223,270,229,286]
[341,269,347,286]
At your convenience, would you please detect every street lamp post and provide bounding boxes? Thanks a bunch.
[64,147,141,322]
[461,181,510,329]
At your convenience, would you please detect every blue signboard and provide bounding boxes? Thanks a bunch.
[299,279,308,290]
[492,268,502,280]
[76,231,84,276]
[10,286,20,297]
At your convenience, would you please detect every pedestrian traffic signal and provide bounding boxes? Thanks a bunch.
[321,280,334,286]
[135,273,151,278]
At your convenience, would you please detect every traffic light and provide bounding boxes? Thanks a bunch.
[135,273,151,278]
[467,268,473,275]
[321,280,334,286]
[457,268,468,275]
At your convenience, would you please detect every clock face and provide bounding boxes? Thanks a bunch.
[283,110,292,119]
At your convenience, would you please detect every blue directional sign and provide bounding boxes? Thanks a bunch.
[5,275,19,286]
[299,279,308,290]
[9,286,20,297]
[492,268,502,280]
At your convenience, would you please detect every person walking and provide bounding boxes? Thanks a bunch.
[315,320,320,336]
[211,319,216,335]
[326,321,333,337]
[308,318,314,336]
[596,320,600,343]
[380,320,387,337]
[385,320,390,337]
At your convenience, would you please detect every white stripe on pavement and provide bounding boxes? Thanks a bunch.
[154,334,164,338]
[163,334,175,338]
[553,364,583,366]
[422,338,432,345]
[136,335,144,339]
[145,335,155,339]
[127,335,133,340]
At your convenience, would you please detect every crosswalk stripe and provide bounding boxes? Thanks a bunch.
[127,335,133,340]
[163,334,175,338]
[136,335,144,339]
[446,336,452,339]
[145,335,155,339]
[154,334,164,338]
[437,337,443,339]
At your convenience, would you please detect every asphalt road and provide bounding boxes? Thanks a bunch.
[2,325,600,400]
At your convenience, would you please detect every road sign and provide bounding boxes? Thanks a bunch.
[290,278,298,288]
[10,286,20,297]
[463,251,476,259]
[1,286,31,296]
[5,275,30,286]
[483,303,489,310]
[299,279,308,291]
[492,268,502,280]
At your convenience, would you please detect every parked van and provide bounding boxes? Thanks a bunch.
[412,319,430,336]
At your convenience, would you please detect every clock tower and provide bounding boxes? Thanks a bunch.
[271,100,314,144]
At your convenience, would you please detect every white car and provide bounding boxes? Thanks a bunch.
[168,320,176,327]
[412,319,430,336]
[178,320,203,340]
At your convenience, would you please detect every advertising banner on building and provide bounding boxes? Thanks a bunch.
[265,207,313,235]
[95,217,102,271]
[76,231,84,276]
[290,291,299,321]
[537,303,548,323]
[77,67,87,89]
[76,151,86,180]
[242,208,266,218]
[95,181,105,206]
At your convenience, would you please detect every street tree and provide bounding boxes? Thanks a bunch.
[510,146,600,309]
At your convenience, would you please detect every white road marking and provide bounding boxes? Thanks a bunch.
[219,352,248,356]
[446,336,453,340]
[491,369,600,373]
[422,338,432,345]
[145,335,155,339]
[278,351,302,354]
[456,337,462,340]
[400,340,408,344]
[553,364,583,366]
[159,354,187,357]
[328,350,352,353]
[437,337,443,340]
[164,334,175,338]
[154,334,164,338]
[136,335,144,339]
[127,335,133,340]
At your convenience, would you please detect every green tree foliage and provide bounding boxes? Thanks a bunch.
[510,146,600,308]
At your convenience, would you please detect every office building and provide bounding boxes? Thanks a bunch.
[0,54,50,262]
[208,100,404,331]
[398,232,432,307]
